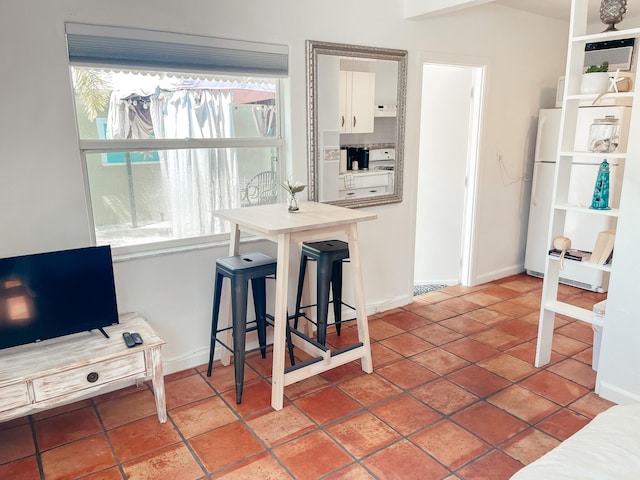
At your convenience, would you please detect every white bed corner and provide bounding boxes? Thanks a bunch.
[511,403,640,480]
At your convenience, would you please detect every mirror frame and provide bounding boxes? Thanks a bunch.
[306,40,408,208]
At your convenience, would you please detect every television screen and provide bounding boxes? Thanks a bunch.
[0,245,119,349]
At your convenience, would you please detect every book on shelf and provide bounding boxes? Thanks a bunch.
[589,229,616,265]
[548,248,591,262]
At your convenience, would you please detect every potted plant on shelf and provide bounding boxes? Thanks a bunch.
[581,62,610,94]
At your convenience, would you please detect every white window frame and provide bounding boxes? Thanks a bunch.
[67,24,288,257]
[78,127,285,257]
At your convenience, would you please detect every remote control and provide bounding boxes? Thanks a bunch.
[122,332,136,348]
[131,332,143,345]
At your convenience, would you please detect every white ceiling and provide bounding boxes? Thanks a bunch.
[406,0,601,23]
[494,0,571,21]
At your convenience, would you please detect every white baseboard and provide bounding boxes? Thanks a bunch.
[371,294,414,313]
[163,347,210,375]
[474,265,524,286]
[597,381,640,405]
[414,279,456,286]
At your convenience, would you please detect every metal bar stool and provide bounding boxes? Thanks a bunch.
[207,252,293,404]
[294,240,350,346]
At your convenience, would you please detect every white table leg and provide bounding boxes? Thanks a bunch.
[535,310,556,367]
[228,224,241,256]
[535,262,560,367]
[271,233,290,410]
[347,223,373,373]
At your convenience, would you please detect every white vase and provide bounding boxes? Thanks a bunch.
[581,72,610,94]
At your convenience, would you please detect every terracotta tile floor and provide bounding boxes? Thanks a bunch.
[0,273,616,479]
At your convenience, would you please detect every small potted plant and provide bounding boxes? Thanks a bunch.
[581,61,609,94]
[281,177,306,212]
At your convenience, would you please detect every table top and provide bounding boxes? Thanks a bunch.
[214,201,377,235]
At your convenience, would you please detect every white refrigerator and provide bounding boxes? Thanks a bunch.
[524,107,630,293]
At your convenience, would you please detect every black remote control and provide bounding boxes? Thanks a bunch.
[122,332,136,348]
[131,332,143,345]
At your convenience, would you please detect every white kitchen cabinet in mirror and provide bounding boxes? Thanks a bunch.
[339,70,375,133]
[306,40,407,208]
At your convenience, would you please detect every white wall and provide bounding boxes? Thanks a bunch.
[0,0,568,374]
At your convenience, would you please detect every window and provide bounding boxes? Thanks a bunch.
[67,24,288,251]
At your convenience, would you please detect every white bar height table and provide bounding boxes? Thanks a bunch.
[214,201,377,410]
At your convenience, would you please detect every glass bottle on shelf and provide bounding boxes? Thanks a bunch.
[588,116,621,153]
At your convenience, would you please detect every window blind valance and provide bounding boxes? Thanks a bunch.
[65,23,289,77]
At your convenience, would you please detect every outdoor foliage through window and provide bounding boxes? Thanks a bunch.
[72,67,283,250]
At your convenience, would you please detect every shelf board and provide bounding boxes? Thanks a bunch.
[547,254,613,272]
[573,27,640,44]
[554,203,620,218]
[565,92,634,103]
[543,300,595,324]
[559,151,627,160]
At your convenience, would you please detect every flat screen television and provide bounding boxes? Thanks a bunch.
[0,245,119,350]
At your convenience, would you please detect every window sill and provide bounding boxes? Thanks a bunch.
[110,232,263,262]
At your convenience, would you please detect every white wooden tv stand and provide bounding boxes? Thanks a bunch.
[0,313,166,423]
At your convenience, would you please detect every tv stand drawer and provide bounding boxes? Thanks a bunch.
[32,352,146,402]
[0,382,30,412]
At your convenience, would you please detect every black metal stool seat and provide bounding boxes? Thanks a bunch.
[294,240,350,346]
[207,252,276,404]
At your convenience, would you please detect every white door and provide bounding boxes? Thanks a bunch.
[414,62,484,286]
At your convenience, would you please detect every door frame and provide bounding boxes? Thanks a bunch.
[412,52,488,288]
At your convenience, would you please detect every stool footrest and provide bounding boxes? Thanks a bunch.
[293,309,357,331]
[215,321,263,335]
[289,327,329,352]
[297,301,356,312]
[331,342,364,357]
[285,356,323,374]
[214,338,273,356]
[213,318,273,356]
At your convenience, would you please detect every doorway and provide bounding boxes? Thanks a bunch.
[414,60,485,289]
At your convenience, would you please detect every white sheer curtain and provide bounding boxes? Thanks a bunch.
[150,89,238,237]
[107,95,154,140]
[251,105,276,137]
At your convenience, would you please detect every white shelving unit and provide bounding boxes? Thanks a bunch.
[535,1,639,367]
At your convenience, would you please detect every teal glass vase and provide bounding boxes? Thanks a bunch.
[590,160,611,210]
